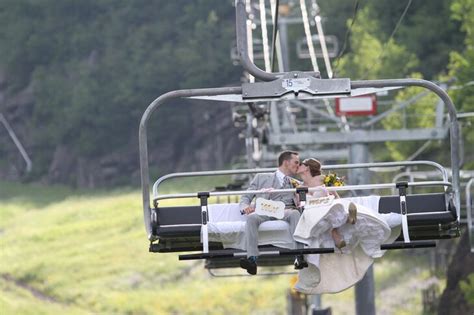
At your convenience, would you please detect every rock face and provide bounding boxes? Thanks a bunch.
[0,85,245,187]
[437,230,474,315]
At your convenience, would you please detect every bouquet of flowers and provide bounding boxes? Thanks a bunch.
[290,178,302,188]
[323,173,345,187]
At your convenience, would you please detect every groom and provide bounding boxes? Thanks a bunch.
[239,150,308,275]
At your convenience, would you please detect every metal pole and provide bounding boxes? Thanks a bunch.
[0,113,32,173]
[349,142,376,315]
[245,113,256,168]
[466,178,474,253]
[279,17,290,71]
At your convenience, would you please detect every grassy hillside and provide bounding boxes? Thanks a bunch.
[0,181,444,314]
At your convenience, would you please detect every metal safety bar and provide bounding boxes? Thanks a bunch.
[153,160,449,197]
[154,181,452,202]
[178,241,436,261]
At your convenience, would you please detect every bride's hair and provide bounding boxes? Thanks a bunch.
[302,158,322,177]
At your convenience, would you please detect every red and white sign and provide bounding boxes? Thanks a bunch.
[335,95,377,116]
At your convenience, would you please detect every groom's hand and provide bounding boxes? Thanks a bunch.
[241,206,255,215]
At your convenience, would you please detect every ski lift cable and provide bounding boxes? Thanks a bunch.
[332,0,361,77]
[300,0,319,72]
[259,0,272,72]
[362,0,413,79]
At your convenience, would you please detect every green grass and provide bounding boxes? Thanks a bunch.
[0,180,443,314]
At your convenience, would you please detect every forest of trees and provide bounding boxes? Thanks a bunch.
[0,0,473,187]
[0,1,473,312]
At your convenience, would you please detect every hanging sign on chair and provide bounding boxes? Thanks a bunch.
[255,198,285,219]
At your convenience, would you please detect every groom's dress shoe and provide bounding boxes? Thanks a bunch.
[294,255,308,270]
[240,257,257,275]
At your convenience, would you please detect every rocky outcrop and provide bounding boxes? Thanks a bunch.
[1,82,245,187]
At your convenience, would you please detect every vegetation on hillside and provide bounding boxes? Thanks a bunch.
[0,0,472,186]
[0,181,451,314]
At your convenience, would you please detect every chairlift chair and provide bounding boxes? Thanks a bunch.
[138,0,461,272]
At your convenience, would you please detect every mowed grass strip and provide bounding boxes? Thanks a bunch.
[0,181,292,314]
[0,180,442,314]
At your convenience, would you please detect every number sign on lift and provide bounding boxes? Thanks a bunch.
[282,78,310,92]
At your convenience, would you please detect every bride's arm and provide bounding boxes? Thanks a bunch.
[331,190,340,199]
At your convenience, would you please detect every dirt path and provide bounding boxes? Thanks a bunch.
[1,273,62,304]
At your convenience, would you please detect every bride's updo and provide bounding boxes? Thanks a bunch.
[302,158,322,177]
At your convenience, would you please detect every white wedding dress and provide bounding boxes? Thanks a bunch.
[293,186,402,294]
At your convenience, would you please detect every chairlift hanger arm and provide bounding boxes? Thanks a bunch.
[139,86,242,239]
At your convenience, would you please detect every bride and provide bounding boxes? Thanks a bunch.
[292,158,401,294]
[295,158,356,250]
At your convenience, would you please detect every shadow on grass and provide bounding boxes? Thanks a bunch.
[0,180,136,209]
[0,175,237,209]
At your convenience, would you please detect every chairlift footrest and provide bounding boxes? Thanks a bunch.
[179,247,335,261]
[381,240,436,250]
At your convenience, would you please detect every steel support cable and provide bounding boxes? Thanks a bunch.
[361,90,431,127]
[259,0,272,72]
[269,0,280,72]
[300,0,319,72]
[300,0,347,132]
[246,0,255,82]
[333,0,360,77]
[312,0,333,78]
[362,0,413,79]
[308,3,347,132]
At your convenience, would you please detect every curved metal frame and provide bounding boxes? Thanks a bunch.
[139,2,461,240]
[140,79,461,239]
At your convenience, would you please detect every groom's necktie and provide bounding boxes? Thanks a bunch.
[282,176,290,188]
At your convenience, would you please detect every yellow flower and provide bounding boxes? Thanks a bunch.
[290,178,301,188]
[324,173,345,187]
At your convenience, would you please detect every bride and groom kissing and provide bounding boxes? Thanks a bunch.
[238,150,357,275]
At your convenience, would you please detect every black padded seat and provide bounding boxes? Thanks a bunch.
[154,205,201,240]
[151,193,459,253]
[378,193,451,214]
[378,193,456,224]
[157,205,202,225]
